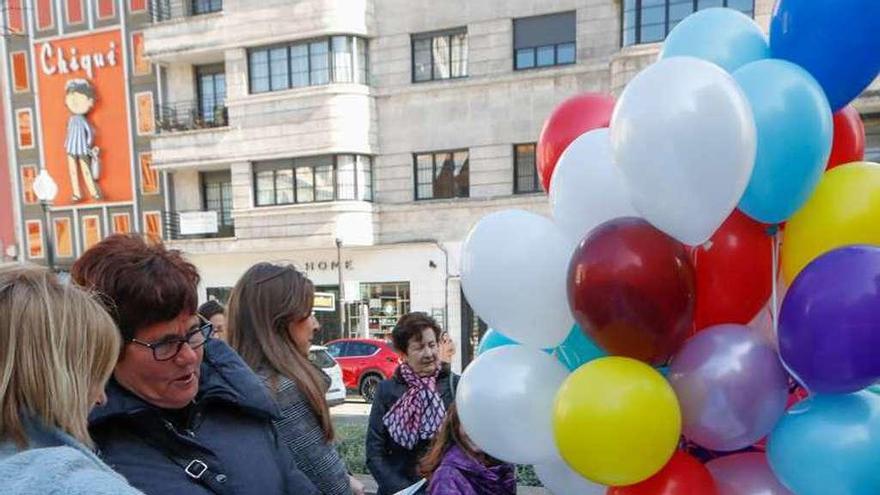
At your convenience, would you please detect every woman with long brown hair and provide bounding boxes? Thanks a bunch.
[419,403,515,495]
[226,262,363,495]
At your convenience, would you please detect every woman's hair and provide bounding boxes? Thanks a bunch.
[391,312,442,354]
[419,403,485,480]
[0,264,120,448]
[71,234,200,340]
[225,263,334,441]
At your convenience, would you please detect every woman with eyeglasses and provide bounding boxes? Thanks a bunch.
[71,234,319,495]
[226,263,365,495]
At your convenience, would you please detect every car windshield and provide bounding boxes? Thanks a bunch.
[309,349,337,369]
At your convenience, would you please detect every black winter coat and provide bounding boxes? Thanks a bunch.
[89,339,319,495]
[366,364,459,495]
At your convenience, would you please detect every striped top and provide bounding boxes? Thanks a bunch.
[65,115,93,157]
[261,371,353,495]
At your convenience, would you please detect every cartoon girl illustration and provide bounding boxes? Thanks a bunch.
[64,78,102,201]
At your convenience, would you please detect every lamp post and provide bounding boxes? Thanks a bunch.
[335,238,347,338]
[32,169,58,271]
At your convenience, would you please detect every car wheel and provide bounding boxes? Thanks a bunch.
[360,374,382,403]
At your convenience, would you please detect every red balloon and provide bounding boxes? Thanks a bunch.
[826,104,865,170]
[607,451,719,495]
[537,93,615,191]
[568,217,696,365]
[692,210,773,331]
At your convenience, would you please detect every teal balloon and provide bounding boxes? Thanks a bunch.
[553,325,606,371]
[661,8,769,73]
[734,59,833,224]
[768,390,880,495]
[476,329,519,355]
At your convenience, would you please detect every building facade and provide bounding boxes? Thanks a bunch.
[1,0,165,269]
[3,0,879,370]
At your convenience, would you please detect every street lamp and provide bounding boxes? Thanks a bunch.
[32,169,58,271]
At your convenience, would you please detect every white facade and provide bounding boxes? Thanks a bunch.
[143,0,879,370]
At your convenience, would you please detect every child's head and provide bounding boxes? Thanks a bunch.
[419,403,486,479]
[64,78,95,115]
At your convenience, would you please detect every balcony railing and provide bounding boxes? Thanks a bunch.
[150,0,222,23]
[155,99,228,134]
[163,210,234,240]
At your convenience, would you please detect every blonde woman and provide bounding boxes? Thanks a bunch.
[0,264,142,494]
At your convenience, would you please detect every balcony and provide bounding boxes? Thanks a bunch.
[156,99,228,134]
[163,209,234,241]
[150,0,222,23]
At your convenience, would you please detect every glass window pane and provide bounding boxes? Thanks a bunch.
[256,170,275,205]
[214,74,226,105]
[249,50,270,93]
[433,152,455,199]
[432,35,451,79]
[309,41,330,85]
[516,48,535,69]
[451,32,468,77]
[356,38,369,84]
[641,0,667,43]
[726,0,754,15]
[357,155,372,201]
[698,0,724,8]
[315,165,334,201]
[337,155,356,200]
[269,47,289,91]
[670,0,695,28]
[454,151,469,198]
[557,42,575,64]
[332,36,353,83]
[536,45,555,66]
[515,144,537,193]
[296,167,315,203]
[220,182,232,225]
[415,153,433,199]
[276,169,294,204]
[413,38,432,82]
[290,44,309,88]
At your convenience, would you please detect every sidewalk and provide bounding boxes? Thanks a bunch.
[353,474,550,495]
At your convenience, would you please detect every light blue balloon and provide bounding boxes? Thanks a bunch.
[661,8,769,73]
[768,390,880,495]
[553,325,606,371]
[476,329,519,355]
[734,59,833,224]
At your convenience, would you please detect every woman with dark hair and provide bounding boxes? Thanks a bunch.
[226,262,363,495]
[72,234,318,495]
[198,299,227,341]
[419,404,516,495]
[366,312,459,495]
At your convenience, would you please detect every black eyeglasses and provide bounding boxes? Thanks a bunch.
[128,316,214,361]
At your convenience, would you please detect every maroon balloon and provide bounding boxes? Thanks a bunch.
[567,217,696,365]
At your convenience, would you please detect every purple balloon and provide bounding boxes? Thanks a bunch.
[669,324,788,451]
[779,245,880,394]
[707,453,793,495]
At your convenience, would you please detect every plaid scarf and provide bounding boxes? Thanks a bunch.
[383,363,446,450]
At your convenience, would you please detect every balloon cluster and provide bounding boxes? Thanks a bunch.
[458,3,880,495]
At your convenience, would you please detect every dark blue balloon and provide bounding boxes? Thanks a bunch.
[778,245,880,394]
[770,0,880,111]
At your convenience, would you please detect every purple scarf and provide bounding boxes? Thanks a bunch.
[383,363,446,449]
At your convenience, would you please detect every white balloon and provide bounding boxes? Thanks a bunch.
[461,209,574,349]
[550,128,638,244]
[535,457,607,495]
[610,56,756,245]
[456,346,569,465]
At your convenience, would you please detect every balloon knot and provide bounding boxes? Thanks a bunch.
[766,224,780,236]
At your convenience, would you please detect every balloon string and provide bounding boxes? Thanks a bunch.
[770,227,780,336]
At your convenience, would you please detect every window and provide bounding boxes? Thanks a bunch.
[412,28,467,82]
[623,0,755,46]
[202,170,234,236]
[248,36,368,94]
[348,343,378,357]
[21,166,37,204]
[140,153,159,194]
[253,154,373,206]
[26,220,43,259]
[132,32,151,76]
[112,213,131,234]
[53,218,73,258]
[309,348,337,369]
[35,0,54,30]
[326,342,346,358]
[361,282,410,338]
[7,0,24,34]
[413,150,469,200]
[82,215,101,251]
[514,143,540,193]
[514,12,576,70]
[16,109,34,149]
[11,52,29,93]
[97,0,115,19]
[144,211,163,243]
[192,0,222,15]
[66,0,84,24]
[196,64,226,124]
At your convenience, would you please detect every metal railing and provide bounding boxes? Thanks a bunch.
[163,210,234,240]
[155,99,228,133]
[150,0,222,23]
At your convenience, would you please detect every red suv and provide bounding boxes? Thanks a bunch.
[325,338,399,403]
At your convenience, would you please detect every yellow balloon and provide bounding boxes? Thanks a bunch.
[782,162,880,284]
[553,356,681,486]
